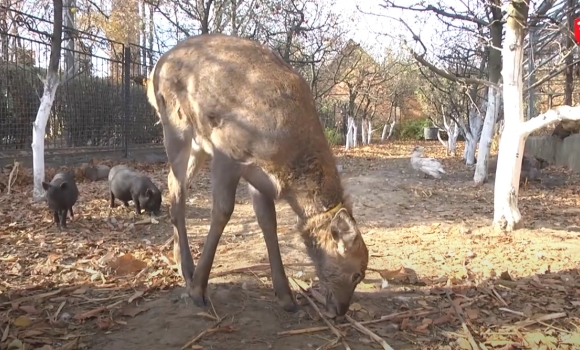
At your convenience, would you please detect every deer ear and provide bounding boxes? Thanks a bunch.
[330,208,358,254]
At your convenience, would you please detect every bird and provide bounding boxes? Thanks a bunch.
[410,146,447,179]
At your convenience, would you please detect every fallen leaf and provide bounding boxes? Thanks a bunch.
[349,302,362,311]
[74,306,106,320]
[19,305,39,314]
[13,316,31,327]
[96,316,112,330]
[122,305,150,318]
[72,288,87,295]
[128,290,145,303]
[465,308,478,320]
[7,339,23,350]
[561,333,580,345]
[433,314,453,325]
[21,329,44,337]
[456,338,472,350]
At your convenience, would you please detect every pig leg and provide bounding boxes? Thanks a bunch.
[132,194,142,215]
[52,210,59,226]
[110,191,117,208]
[59,209,67,229]
[68,207,74,220]
[190,151,241,308]
[248,184,297,312]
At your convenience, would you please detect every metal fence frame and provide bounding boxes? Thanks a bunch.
[0,7,163,160]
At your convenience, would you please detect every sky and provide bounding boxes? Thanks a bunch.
[11,0,451,75]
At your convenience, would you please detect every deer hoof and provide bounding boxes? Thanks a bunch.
[189,286,209,309]
[277,294,299,313]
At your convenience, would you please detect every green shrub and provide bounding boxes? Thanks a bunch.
[324,128,342,146]
[397,118,431,140]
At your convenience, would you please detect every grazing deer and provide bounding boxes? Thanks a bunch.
[146,33,368,317]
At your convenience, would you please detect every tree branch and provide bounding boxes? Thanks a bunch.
[521,105,580,136]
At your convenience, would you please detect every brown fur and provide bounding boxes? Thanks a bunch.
[147,33,369,317]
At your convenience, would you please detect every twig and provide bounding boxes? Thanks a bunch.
[181,314,228,349]
[490,287,508,307]
[345,315,394,350]
[211,263,314,278]
[278,309,438,336]
[499,308,525,317]
[6,161,19,195]
[316,337,340,350]
[446,292,480,350]
[294,279,394,350]
[0,288,63,306]
[514,312,567,328]
[288,278,351,350]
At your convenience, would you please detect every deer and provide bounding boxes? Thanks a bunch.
[145,33,369,318]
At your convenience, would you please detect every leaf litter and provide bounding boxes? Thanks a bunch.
[0,142,580,349]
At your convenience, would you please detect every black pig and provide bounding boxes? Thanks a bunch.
[108,165,162,215]
[42,171,79,229]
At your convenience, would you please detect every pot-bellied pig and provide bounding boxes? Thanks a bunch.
[108,165,162,215]
[42,171,79,229]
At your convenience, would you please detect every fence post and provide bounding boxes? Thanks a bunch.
[123,45,131,158]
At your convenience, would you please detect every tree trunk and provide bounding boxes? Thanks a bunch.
[474,87,502,184]
[361,118,367,145]
[32,0,63,200]
[367,119,372,144]
[474,5,503,183]
[381,124,388,142]
[493,0,529,231]
[62,0,75,79]
[448,122,459,156]
[464,109,482,165]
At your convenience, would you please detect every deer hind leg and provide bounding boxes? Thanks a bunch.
[190,150,242,308]
[162,118,196,293]
[186,140,208,189]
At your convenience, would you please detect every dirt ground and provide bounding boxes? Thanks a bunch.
[1,141,580,350]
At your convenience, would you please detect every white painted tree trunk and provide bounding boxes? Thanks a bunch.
[474,87,502,184]
[367,119,372,144]
[464,109,483,165]
[381,124,388,141]
[493,3,528,231]
[32,73,60,200]
[447,121,459,156]
[361,119,367,145]
[353,123,358,147]
[345,116,355,150]
[387,120,396,140]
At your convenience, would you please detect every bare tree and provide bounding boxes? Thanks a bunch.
[32,0,63,200]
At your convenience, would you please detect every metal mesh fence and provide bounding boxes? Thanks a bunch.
[0,7,163,158]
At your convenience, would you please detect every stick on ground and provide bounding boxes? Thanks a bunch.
[345,315,394,350]
[446,291,479,350]
[288,278,351,350]
[181,314,228,350]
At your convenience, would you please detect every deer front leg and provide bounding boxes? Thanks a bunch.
[248,184,298,313]
[190,151,242,308]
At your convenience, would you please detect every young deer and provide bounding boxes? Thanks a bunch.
[146,33,369,317]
